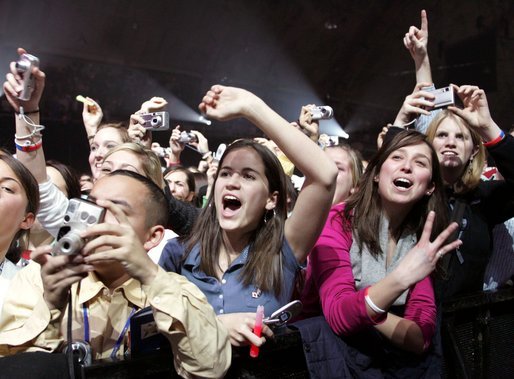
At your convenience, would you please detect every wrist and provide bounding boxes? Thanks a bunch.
[139,263,158,286]
[16,108,40,115]
[483,128,505,148]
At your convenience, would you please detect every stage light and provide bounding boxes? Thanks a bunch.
[198,115,212,125]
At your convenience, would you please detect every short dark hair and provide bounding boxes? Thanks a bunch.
[106,170,169,228]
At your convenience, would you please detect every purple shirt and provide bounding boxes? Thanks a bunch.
[300,203,436,350]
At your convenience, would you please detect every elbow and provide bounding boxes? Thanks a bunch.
[318,161,338,193]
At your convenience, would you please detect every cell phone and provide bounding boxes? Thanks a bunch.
[430,86,454,109]
[140,111,170,131]
[263,300,302,327]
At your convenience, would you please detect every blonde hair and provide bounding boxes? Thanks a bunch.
[426,110,485,194]
[103,143,164,188]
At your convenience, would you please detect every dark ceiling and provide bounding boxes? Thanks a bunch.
[1,0,513,171]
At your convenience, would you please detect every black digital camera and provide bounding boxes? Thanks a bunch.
[52,198,106,256]
[15,53,40,101]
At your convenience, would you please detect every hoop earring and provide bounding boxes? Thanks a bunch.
[264,209,276,224]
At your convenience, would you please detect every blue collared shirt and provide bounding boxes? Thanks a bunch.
[159,238,300,316]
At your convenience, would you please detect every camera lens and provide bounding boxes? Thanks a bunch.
[15,61,28,72]
[151,116,161,126]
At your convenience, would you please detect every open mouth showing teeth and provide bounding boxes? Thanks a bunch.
[393,178,412,189]
[223,195,241,210]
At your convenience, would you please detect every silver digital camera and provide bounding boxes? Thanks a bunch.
[52,198,106,256]
[430,86,455,109]
[179,131,198,144]
[15,53,40,101]
[310,105,334,121]
[141,111,170,131]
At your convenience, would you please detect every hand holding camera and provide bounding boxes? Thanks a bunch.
[3,48,45,113]
[53,199,106,256]
[393,82,435,126]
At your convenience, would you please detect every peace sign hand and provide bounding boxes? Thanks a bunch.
[394,211,462,289]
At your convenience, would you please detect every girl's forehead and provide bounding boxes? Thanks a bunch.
[223,147,263,166]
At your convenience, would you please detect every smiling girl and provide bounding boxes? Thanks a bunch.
[299,130,461,375]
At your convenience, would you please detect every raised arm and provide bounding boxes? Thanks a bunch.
[199,85,337,262]
[3,48,47,183]
[404,9,432,84]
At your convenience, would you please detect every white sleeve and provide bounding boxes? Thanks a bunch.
[37,179,69,238]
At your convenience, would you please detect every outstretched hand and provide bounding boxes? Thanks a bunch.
[3,48,45,113]
[404,10,429,63]
[394,211,462,288]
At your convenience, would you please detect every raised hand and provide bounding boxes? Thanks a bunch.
[298,105,320,142]
[128,111,152,147]
[199,85,257,121]
[3,48,45,113]
[448,85,500,138]
[168,125,185,158]
[217,312,273,347]
[393,82,435,125]
[140,96,168,113]
[404,10,429,63]
[82,97,103,137]
[188,130,209,154]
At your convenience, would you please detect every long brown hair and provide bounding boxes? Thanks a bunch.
[185,139,289,296]
[343,130,448,257]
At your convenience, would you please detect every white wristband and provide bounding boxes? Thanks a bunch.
[364,289,386,314]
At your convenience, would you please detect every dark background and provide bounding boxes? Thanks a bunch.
[1,0,513,172]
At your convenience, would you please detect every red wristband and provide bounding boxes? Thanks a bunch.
[15,140,43,152]
[483,130,505,147]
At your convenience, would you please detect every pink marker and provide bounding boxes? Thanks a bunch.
[250,305,264,358]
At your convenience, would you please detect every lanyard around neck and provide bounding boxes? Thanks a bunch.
[82,302,137,360]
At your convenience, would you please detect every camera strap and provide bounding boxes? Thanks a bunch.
[82,303,137,360]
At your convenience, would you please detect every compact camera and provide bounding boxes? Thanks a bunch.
[178,131,198,144]
[63,340,92,366]
[52,198,106,256]
[430,86,455,109]
[310,105,334,121]
[140,111,170,131]
[15,53,40,101]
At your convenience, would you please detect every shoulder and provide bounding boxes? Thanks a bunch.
[158,237,190,271]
